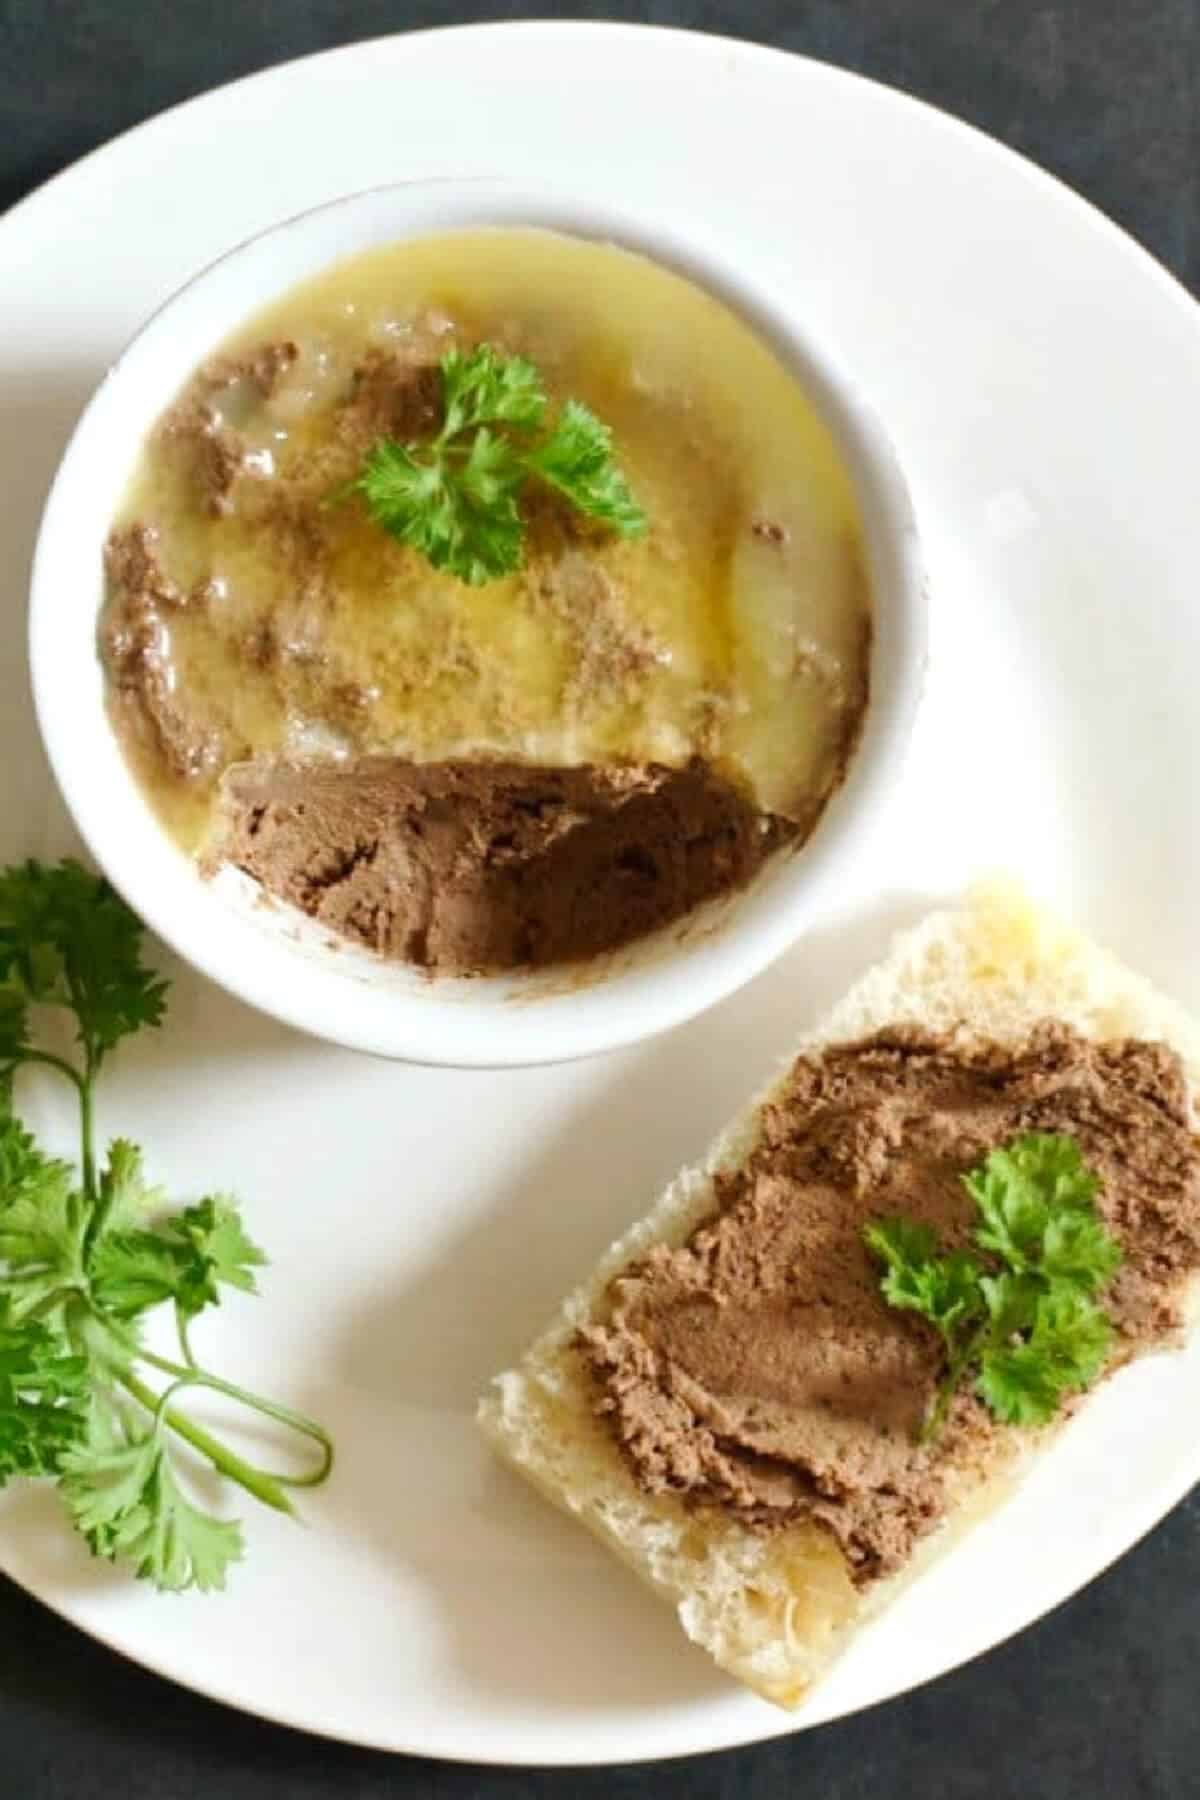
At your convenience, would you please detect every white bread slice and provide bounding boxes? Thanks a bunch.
[477,881,1200,1708]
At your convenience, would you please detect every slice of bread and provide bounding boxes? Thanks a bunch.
[477,881,1200,1707]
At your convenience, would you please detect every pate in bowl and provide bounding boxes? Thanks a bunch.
[29,179,925,1066]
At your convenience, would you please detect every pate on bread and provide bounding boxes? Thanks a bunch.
[477,883,1200,1706]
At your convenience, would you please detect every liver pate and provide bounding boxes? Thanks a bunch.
[99,237,875,973]
[215,757,785,973]
[579,1025,1200,1583]
[159,339,300,517]
[337,344,444,448]
[100,524,229,780]
[99,341,803,975]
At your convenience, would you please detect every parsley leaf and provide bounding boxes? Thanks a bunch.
[348,432,525,587]
[978,1269,1041,1339]
[0,1103,60,1194]
[96,1139,165,1233]
[440,343,546,435]
[170,1197,267,1302]
[966,1134,1099,1266]
[0,1102,83,1321]
[0,1303,89,1483]
[865,1132,1122,1441]
[340,344,646,584]
[979,1290,1112,1426]
[88,1232,198,1321]
[864,1221,985,1338]
[0,988,28,1065]
[1040,1204,1123,1294]
[975,1339,1069,1427]
[0,860,167,1071]
[523,399,647,536]
[1032,1288,1114,1388]
[90,1196,266,1322]
[60,1413,244,1594]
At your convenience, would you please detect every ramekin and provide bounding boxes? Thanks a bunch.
[29,179,925,1066]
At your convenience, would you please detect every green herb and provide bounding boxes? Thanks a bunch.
[0,859,333,1592]
[337,343,647,585]
[865,1133,1122,1443]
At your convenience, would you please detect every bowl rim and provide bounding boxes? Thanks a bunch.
[29,174,927,1067]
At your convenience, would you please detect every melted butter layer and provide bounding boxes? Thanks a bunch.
[107,228,871,849]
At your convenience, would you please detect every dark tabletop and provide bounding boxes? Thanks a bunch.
[3,2,1199,1795]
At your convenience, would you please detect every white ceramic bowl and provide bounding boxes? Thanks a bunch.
[29,179,925,1067]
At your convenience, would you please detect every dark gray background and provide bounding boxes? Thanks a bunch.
[2,3,1198,1795]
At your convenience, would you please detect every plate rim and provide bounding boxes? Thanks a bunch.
[5,17,1197,335]
[2,16,1199,1765]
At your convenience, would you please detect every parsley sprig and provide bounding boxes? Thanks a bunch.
[339,343,647,585]
[866,1134,1122,1443]
[0,860,333,1592]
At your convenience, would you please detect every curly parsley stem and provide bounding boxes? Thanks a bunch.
[106,1322,333,1489]
[5,1043,100,1235]
[176,1304,198,1370]
[7,1049,86,1094]
[23,1281,87,1321]
[116,1367,295,1515]
[921,1325,988,1445]
[77,1077,98,1215]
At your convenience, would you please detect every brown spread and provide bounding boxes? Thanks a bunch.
[215,757,783,973]
[579,1025,1200,1583]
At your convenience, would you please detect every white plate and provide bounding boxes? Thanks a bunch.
[1,21,1198,1768]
